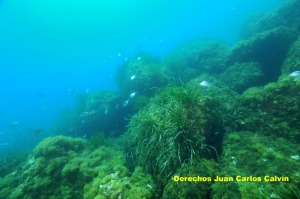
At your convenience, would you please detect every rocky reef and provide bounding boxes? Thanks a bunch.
[2,1,300,198]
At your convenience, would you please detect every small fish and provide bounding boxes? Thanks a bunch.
[67,88,79,93]
[80,110,97,117]
[37,93,46,98]
[146,184,153,189]
[33,129,42,136]
[130,75,136,80]
[8,121,20,129]
[80,112,90,117]
[0,143,8,146]
[123,100,129,107]
[0,132,4,135]
[290,155,299,160]
[38,105,48,112]
[290,71,300,78]
[104,108,109,115]
[137,56,142,60]
[89,110,98,114]
[199,81,212,87]
[129,92,137,98]
[117,53,122,57]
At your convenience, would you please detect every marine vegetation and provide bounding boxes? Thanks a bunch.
[53,90,128,137]
[116,54,172,97]
[162,158,219,199]
[240,0,300,39]
[0,136,155,199]
[186,74,239,130]
[212,131,300,199]
[165,40,229,80]
[219,62,264,93]
[0,149,28,178]
[227,26,297,82]
[282,35,300,74]
[232,75,300,142]
[124,86,223,185]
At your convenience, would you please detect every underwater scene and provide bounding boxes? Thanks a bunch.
[0,0,300,198]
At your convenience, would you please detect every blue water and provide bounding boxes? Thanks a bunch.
[0,0,282,151]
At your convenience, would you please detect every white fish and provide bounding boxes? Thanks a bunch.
[199,81,212,87]
[80,112,90,117]
[8,121,20,129]
[146,184,153,189]
[89,110,97,114]
[130,75,136,80]
[129,92,137,98]
[0,132,4,135]
[290,155,300,160]
[104,108,109,115]
[67,88,79,93]
[123,100,129,107]
[137,56,142,60]
[290,71,300,78]
[79,110,97,117]
[38,105,48,112]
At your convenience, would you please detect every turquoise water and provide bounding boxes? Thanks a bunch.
[0,0,282,150]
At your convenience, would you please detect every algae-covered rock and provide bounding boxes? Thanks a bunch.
[187,75,239,131]
[166,40,229,79]
[0,149,27,178]
[162,158,219,199]
[227,27,297,82]
[124,86,223,185]
[116,54,172,97]
[0,136,155,199]
[78,90,128,137]
[233,76,300,142]
[212,131,300,199]
[219,62,264,93]
[241,0,300,39]
[34,135,85,158]
[84,166,154,199]
[282,35,300,74]
[53,90,128,137]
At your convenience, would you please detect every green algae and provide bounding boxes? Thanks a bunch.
[162,158,219,199]
[227,26,297,82]
[116,54,172,97]
[0,136,154,199]
[233,75,300,142]
[212,131,300,199]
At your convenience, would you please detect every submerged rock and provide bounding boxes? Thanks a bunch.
[282,36,300,74]
[0,136,155,199]
[220,62,264,93]
[227,26,297,82]
[212,131,300,199]
[241,0,300,39]
[232,76,300,142]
